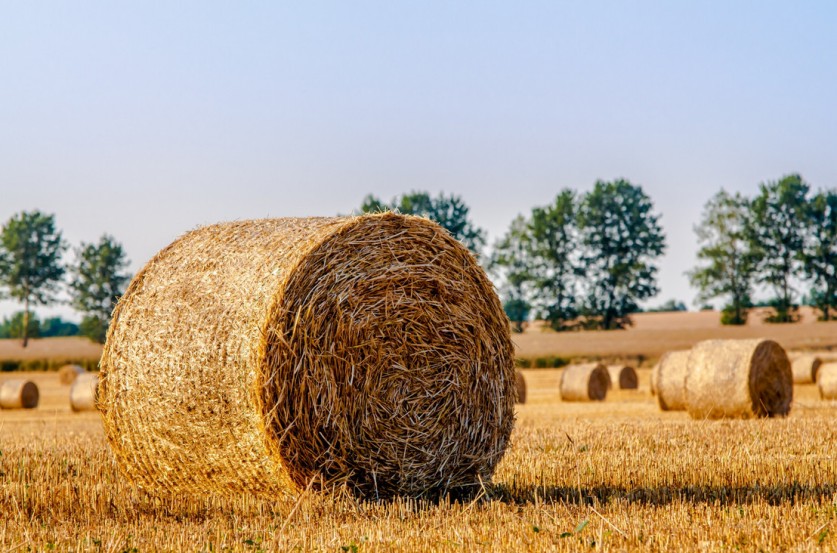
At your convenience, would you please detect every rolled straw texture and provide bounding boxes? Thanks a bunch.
[791,355,822,384]
[58,364,86,385]
[0,380,39,409]
[656,351,691,411]
[606,365,638,389]
[70,373,98,412]
[685,339,792,419]
[559,363,609,401]
[515,370,527,404]
[817,363,837,400]
[99,214,515,499]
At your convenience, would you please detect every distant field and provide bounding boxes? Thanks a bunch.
[1,370,834,551]
[0,336,102,362]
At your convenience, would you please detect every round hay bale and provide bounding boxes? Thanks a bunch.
[817,363,837,400]
[58,364,86,385]
[685,339,792,419]
[791,355,822,384]
[70,373,98,412]
[559,363,609,401]
[515,370,527,404]
[655,350,691,411]
[606,365,638,389]
[98,214,515,499]
[0,380,39,409]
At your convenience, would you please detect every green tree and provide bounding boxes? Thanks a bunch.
[40,316,79,337]
[687,190,756,325]
[490,215,534,332]
[527,190,580,330]
[747,174,810,323]
[68,234,131,343]
[359,191,486,254]
[0,211,67,347]
[801,189,837,320]
[0,311,40,340]
[577,179,666,330]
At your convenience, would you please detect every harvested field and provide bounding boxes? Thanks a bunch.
[2,369,835,551]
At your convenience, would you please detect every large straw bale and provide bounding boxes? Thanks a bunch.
[655,351,691,411]
[559,363,609,401]
[817,363,837,400]
[0,380,39,409]
[98,214,515,499]
[606,365,638,389]
[70,373,98,412]
[685,339,792,419]
[515,370,527,404]
[791,355,822,384]
[58,364,86,385]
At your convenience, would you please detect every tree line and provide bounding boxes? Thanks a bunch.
[0,211,130,346]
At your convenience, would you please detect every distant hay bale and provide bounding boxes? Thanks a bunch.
[98,214,515,499]
[606,365,638,389]
[791,355,822,384]
[70,373,98,412]
[655,350,691,411]
[685,339,792,419]
[817,363,837,400]
[515,370,527,404]
[58,364,86,385]
[0,380,39,409]
[559,363,609,401]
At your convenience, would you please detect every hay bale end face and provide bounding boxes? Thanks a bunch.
[655,351,691,411]
[685,339,792,419]
[99,214,515,499]
[559,363,609,401]
[817,363,837,400]
[58,364,86,385]
[791,355,822,384]
[0,380,39,409]
[606,365,638,389]
[515,370,527,404]
[70,373,98,412]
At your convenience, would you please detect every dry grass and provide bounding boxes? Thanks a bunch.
[0,337,102,361]
[2,370,837,551]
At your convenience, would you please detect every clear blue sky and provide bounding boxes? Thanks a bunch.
[1,1,836,321]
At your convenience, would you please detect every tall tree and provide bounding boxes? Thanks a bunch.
[687,190,756,325]
[359,191,486,254]
[801,189,837,321]
[489,215,534,332]
[527,190,580,330]
[0,211,66,347]
[577,179,666,330]
[747,174,810,322]
[68,234,131,343]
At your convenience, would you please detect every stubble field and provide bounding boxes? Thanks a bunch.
[2,367,836,551]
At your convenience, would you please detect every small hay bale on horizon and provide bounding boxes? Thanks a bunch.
[559,363,609,401]
[606,365,638,390]
[70,373,98,412]
[791,355,822,384]
[515,370,527,404]
[0,379,39,409]
[655,350,691,411]
[58,364,86,385]
[686,339,792,419]
[817,363,837,400]
[98,214,515,500]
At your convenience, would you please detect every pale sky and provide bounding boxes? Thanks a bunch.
[1,1,836,322]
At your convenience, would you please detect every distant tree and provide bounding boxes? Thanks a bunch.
[527,190,580,330]
[687,190,756,325]
[0,211,67,347]
[40,316,79,337]
[490,215,535,332]
[801,189,837,320]
[647,299,688,313]
[747,174,810,323]
[0,311,40,340]
[359,191,486,254]
[577,179,666,330]
[68,235,131,343]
